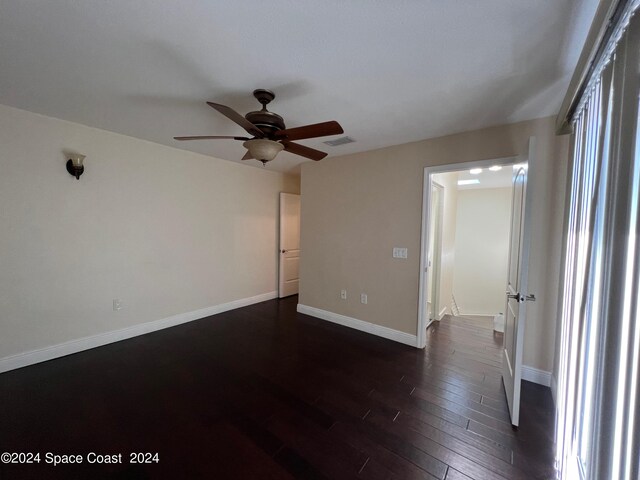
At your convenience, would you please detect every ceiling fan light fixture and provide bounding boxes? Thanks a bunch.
[243,139,284,163]
[176,90,342,162]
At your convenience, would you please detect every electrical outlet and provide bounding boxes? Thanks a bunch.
[341,289,347,300]
[393,247,408,259]
[113,299,122,311]
[360,293,368,304]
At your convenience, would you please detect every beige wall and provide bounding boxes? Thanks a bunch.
[0,104,299,360]
[299,116,569,372]
[453,187,512,316]
[431,172,458,317]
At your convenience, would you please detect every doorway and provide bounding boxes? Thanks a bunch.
[279,192,301,298]
[417,137,536,427]
[418,157,517,347]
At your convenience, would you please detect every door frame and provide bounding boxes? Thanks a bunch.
[427,181,444,323]
[417,156,518,348]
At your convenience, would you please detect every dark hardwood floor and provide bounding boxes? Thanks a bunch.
[0,296,556,479]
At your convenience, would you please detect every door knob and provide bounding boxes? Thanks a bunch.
[281,249,287,253]
[506,292,522,302]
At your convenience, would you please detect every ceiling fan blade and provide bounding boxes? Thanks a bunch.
[275,121,343,141]
[241,151,253,160]
[173,135,249,141]
[282,141,328,161]
[206,101,264,138]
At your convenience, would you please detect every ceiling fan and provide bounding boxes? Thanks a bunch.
[174,89,344,164]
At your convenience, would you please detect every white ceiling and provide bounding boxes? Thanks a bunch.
[456,166,518,190]
[0,0,598,174]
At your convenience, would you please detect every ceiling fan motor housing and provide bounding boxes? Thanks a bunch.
[245,88,286,136]
[245,110,285,135]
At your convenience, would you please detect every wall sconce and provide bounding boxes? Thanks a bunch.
[66,153,86,180]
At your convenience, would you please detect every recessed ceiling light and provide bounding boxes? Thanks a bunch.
[489,165,502,171]
[470,168,482,174]
[458,179,480,186]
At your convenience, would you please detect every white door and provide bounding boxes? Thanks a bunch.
[502,138,535,427]
[279,193,300,298]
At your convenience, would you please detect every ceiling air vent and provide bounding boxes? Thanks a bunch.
[323,136,355,146]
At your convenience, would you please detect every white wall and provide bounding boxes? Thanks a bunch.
[0,104,299,363]
[452,187,512,316]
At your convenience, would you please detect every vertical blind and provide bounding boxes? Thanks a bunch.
[556,2,640,479]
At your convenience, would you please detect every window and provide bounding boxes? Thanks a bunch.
[556,3,640,480]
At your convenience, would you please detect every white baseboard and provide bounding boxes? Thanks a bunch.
[297,304,418,348]
[438,307,447,320]
[0,291,277,374]
[550,373,558,406]
[521,365,552,387]
[459,312,495,318]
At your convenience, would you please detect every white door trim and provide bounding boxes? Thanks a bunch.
[417,156,518,348]
[428,181,444,323]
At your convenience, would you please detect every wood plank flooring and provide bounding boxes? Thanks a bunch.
[0,296,556,479]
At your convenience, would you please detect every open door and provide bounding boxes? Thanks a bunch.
[279,193,300,298]
[502,138,536,427]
